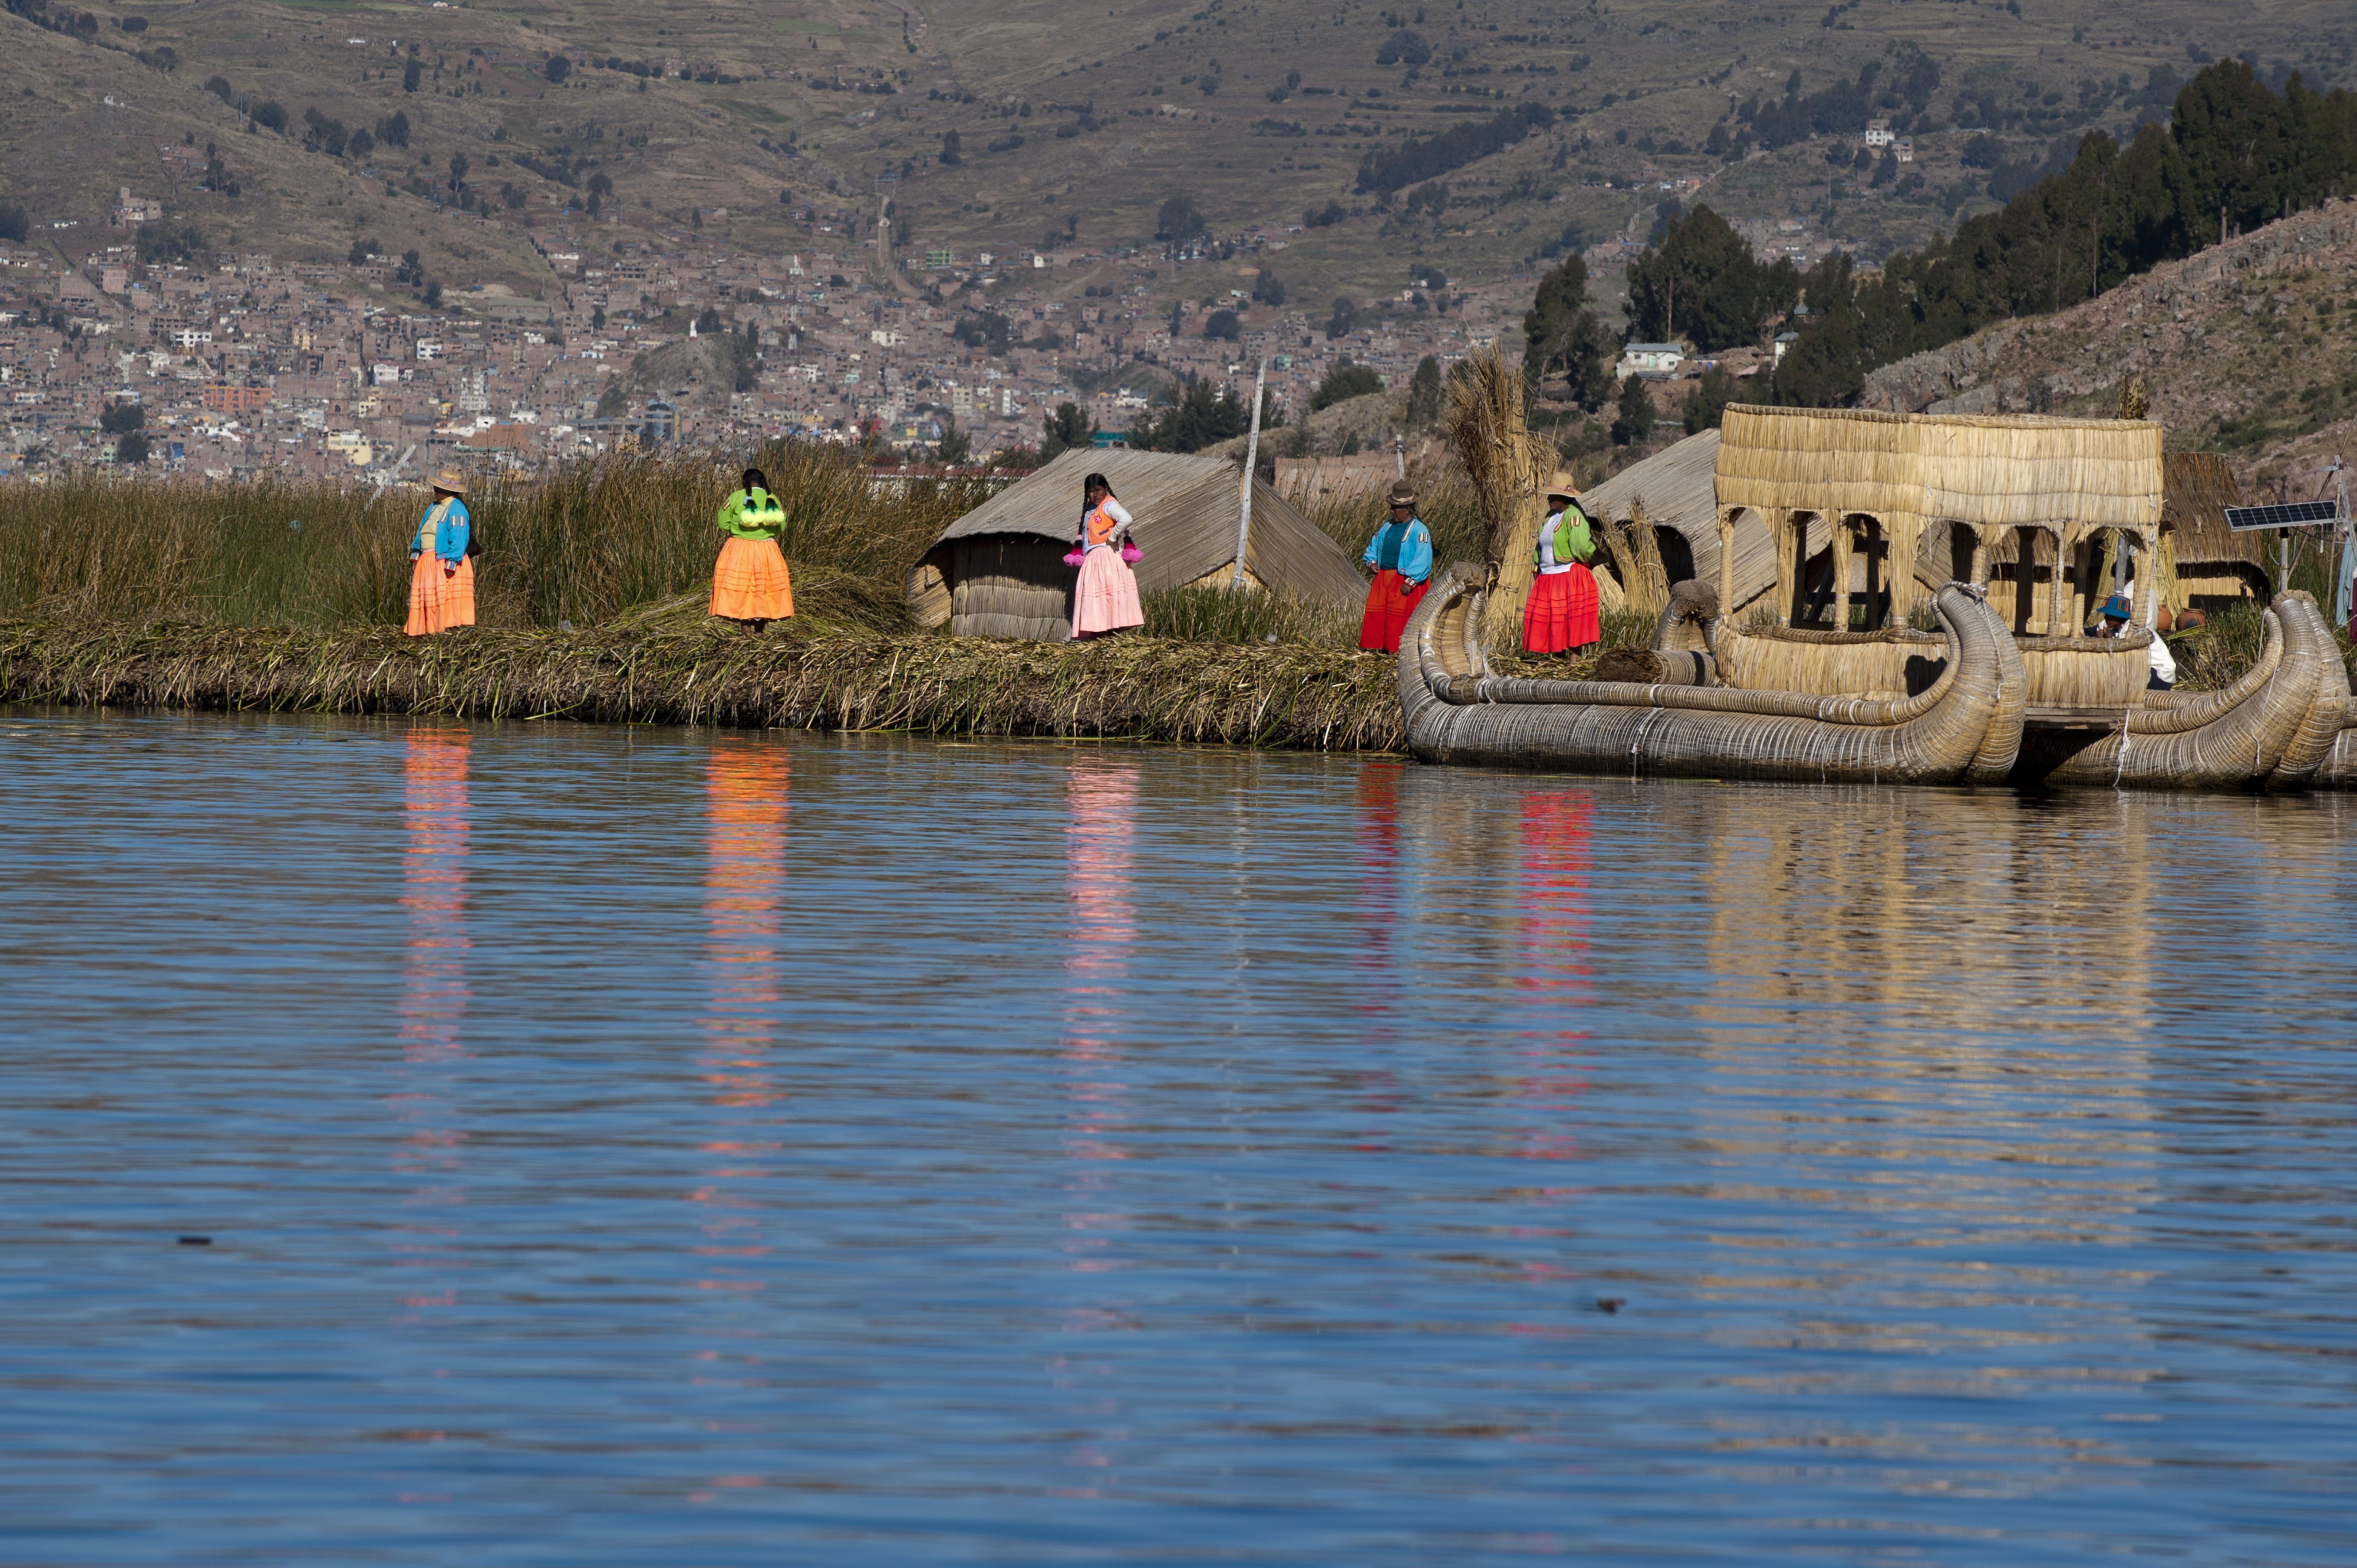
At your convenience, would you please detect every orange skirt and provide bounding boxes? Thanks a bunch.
[711,536,794,622]
[405,550,477,637]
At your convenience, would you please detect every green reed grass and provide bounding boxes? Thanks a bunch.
[1140,583,1362,647]
[0,443,986,634]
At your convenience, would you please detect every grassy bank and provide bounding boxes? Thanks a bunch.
[0,618,1405,751]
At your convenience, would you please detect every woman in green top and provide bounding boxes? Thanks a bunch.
[1522,471,1601,654]
[710,466,794,629]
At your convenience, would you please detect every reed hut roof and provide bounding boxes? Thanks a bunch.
[1578,429,1735,585]
[1715,404,2163,533]
[2162,450,2264,566]
[931,448,1364,603]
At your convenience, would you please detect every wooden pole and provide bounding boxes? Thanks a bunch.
[1232,355,1269,590]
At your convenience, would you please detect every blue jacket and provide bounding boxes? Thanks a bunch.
[411,497,471,563]
[1363,517,1433,585]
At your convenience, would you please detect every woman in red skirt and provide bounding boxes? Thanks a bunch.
[1358,480,1434,652]
[1523,471,1601,656]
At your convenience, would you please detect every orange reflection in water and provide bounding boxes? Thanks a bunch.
[693,745,790,1296]
[391,727,472,1335]
[1054,758,1142,1494]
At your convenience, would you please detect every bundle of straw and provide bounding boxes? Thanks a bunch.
[1441,345,1549,649]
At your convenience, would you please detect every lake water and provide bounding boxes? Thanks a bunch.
[3,706,2354,1565]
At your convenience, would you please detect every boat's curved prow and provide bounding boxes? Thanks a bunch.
[2029,591,2347,790]
[1399,567,2021,785]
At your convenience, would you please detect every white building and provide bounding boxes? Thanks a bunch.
[1864,118,1894,147]
[1620,342,1684,377]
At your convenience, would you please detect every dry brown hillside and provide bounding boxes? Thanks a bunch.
[1862,198,2357,498]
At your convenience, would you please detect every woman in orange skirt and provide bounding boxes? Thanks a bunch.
[1523,471,1601,656]
[711,467,794,630]
[405,469,477,637]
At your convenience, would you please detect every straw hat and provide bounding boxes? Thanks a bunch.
[1387,479,1416,508]
[1544,470,1578,502]
[430,468,467,496]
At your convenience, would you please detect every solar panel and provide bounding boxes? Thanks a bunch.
[2225,501,2341,532]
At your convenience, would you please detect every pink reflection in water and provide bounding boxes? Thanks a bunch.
[1055,757,1143,1494]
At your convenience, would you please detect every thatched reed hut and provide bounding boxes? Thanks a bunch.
[2159,451,2268,615]
[906,448,1365,639]
[1577,432,1719,603]
[1713,404,2164,635]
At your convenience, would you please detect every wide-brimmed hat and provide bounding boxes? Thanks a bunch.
[429,468,467,496]
[2100,594,2132,620]
[1386,480,1416,508]
[1544,470,1578,501]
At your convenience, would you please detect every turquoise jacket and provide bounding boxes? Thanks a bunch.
[1363,517,1433,585]
[411,497,471,563]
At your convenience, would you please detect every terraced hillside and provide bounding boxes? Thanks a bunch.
[1,0,2349,312]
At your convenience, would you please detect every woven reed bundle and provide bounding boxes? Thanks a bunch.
[2031,593,2348,790]
[0,620,1408,753]
[2013,635,2155,708]
[1709,622,1949,702]
[1397,567,2021,785]
[1441,345,1550,649]
[1715,404,2163,533]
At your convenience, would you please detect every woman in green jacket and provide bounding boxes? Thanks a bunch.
[710,467,793,629]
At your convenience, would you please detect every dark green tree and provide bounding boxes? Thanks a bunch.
[1682,364,1739,433]
[1312,358,1384,410]
[544,55,571,85]
[1141,379,1249,452]
[1040,400,1096,460]
[937,415,972,465]
[1610,374,1656,446]
[1326,295,1361,339]
[1156,195,1206,244]
[1521,253,1611,411]
[1624,205,1800,352]
[115,429,151,465]
[1202,308,1241,341]
[1405,355,1443,428]
[1772,256,1867,408]
[100,400,146,434]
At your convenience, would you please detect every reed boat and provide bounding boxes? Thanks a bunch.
[1400,567,2348,790]
[1399,567,2024,785]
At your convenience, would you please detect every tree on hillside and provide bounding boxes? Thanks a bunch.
[1610,374,1656,446]
[1521,253,1610,411]
[1156,195,1206,245]
[939,130,961,166]
[115,430,151,466]
[100,401,145,435]
[544,55,571,86]
[1405,355,1443,428]
[1040,400,1096,460]
[402,57,422,93]
[1312,359,1384,411]
[936,415,972,466]
[1325,295,1361,339]
[1202,308,1241,341]
[1624,205,1800,351]
[1140,378,1250,453]
[0,203,27,244]
[1683,365,1739,434]
[1772,256,1867,408]
[1251,268,1286,307]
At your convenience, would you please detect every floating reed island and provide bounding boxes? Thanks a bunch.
[0,619,1405,751]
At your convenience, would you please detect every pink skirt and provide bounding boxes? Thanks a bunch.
[1071,545,1143,638]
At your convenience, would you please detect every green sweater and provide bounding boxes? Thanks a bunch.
[717,487,786,541]
[1532,504,1596,568]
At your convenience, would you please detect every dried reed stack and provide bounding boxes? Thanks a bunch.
[1606,495,1671,621]
[0,620,1407,753]
[1441,345,1549,648]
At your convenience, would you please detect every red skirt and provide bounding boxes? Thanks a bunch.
[1523,565,1600,653]
[1358,570,1428,653]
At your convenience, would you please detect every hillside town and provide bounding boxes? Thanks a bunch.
[0,198,1572,484]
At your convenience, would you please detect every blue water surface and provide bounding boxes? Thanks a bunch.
[2,706,2353,1565]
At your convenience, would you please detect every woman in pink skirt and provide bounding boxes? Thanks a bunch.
[1070,470,1143,640]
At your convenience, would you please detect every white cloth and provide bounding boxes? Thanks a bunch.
[2147,625,2177,685]
[1536,509,1574,575]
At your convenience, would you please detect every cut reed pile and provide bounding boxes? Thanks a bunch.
[1441,346,1550,650]
[0,619,1405,751]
